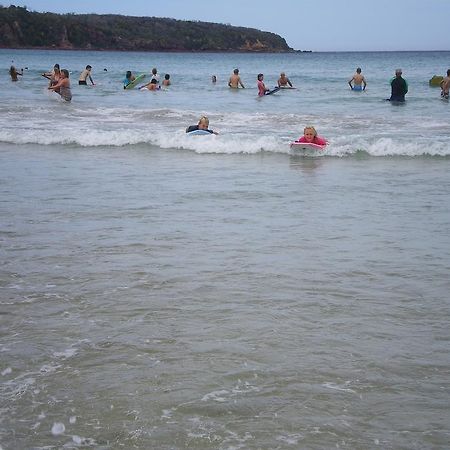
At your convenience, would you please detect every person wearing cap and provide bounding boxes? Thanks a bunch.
[389,68,408,102]
[278,72,293,88]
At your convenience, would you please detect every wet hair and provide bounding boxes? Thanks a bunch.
[164,74,170,80]
[304,126,317,137]
[152,68,157,75]
[198,116,209,126]
[447,69,450,76]
[356,67,361,73]
[126,71,132,79]
[234,68,239,74]
[86,65,92,70]
[61,69,70,78]
[257,73,264,80]
[54,63,60,69]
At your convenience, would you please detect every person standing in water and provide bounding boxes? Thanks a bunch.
[228,69,245,88]
[42,64,61,87]
[389,68,408,102]
[277,72,293,88]
[257,73,270,96]
[79,65,95,85]
[49,69,72,102]
[348,67,367,91]
[9,65,23,81]
[123,71,136,88]
[440,69,450,99]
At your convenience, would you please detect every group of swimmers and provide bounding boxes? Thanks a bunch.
[219,66,450,101]
[124,67,171,90]
[9,62,450,103]
[349,66,450,101]
[220,68,293,95]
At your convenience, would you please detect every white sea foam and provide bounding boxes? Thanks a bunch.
[1,367,12,376]
[51,422,65,435]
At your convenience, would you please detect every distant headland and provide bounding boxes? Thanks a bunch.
[0,5,297,53]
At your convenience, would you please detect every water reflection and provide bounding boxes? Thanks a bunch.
[289,154,325,172]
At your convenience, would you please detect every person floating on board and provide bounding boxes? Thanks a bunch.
[278,72,293,88]
[348,67,366,91]
[228,68,245,88]
[388,68,408,102]
[48,69,72,102]
[186,116,218,135]
[79,65,95,85]
[440,69,450,100]
[9,65,23,81]
[123,71,136,89]
[257,73,270,96]
[294,126,327,146]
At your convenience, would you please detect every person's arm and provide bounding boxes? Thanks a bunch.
[348,77,354,89]
[315,136,328,146]
[228,77,232,87]
[48,78,63,91]
[89,75,95,85]
[363,77,367,90]
[239,78,245,88]
[287,78,293,87]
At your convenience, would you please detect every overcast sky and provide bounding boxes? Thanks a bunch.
[4,0,450,51]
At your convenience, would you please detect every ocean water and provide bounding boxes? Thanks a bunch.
[1,49,450,449]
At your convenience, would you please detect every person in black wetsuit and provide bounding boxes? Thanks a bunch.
[389,68,408,102]
[186,116,218,134]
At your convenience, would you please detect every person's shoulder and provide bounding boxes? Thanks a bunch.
[186,125,198,133]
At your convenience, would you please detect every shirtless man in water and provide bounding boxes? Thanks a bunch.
[440,69,450,99]
[228,68,245,88]
[277,72,293,88]
[348,67,367,91]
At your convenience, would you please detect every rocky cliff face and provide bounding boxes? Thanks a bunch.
[0,6,293,52]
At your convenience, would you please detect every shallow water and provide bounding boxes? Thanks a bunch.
[1,140,450,448]
[1,49,450,156]
[1,49,450,448]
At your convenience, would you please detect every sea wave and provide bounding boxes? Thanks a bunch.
[1,105,449,157]
[1,128,449,157]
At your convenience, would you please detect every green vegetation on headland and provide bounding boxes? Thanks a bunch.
[0,5,293,52]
